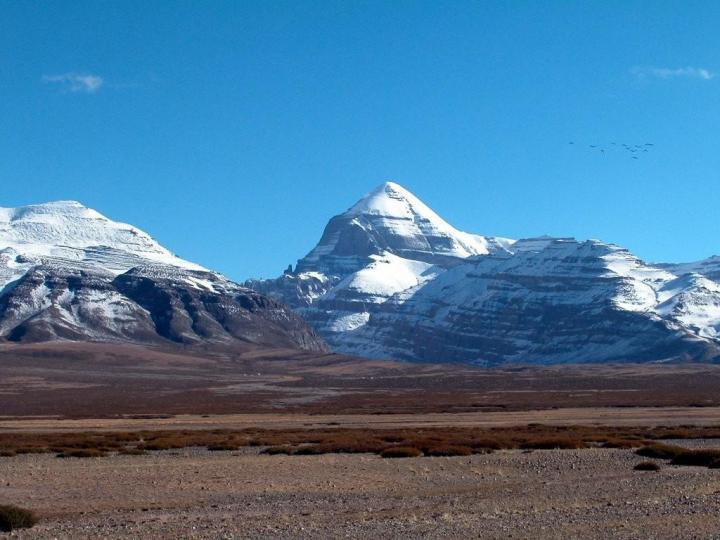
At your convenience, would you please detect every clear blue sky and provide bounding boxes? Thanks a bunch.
[1,1,719,280]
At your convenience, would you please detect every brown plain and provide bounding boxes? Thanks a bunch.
[3,342,720,538]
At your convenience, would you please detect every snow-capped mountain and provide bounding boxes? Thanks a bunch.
[0,201,326,351]
[0,200,203,280]
[295,181,514,276]
[246,181,513,339]
[247,183,720,364]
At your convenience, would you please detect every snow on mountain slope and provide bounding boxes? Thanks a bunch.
[246,183,720,365]
[323,252,437,304]
[0,201,327,351]
[655,274,720,339]
[336,238,720,364]
[0,201,202,283]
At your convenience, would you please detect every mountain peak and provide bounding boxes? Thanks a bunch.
[294,182,513,275]
[0,199,204,277]
[376,180,405,192]
[346,181,440,221]
[0,200,99,221]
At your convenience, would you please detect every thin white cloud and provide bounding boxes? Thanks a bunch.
[42,73,104,93]
[631,66,715,81]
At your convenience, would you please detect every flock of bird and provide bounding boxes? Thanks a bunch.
[568,141,654,159]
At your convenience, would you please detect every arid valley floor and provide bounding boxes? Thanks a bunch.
[5,442,720,539]
[3,343,720,538]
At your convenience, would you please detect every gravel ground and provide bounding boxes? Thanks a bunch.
[2,446,720,539]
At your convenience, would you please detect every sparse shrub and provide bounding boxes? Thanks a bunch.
[601,438,644,449]
[207,444,239,452]
[262,446,295,455]
[671,449,720,467]
[425,446,473,457]
[636,444,685,460]
[379,446,422,458]
[15,447,48,455]
[4,425,720,459]
[519,438,586,450]
[316,441,386,454]
[470,439,504,451]
[656,429,693,439]
[293,445,326,455]
[56,449,107,459]
[118,448,147,456]
[141,440,184,451]
[0,505,37,532]
[634,461,661,471]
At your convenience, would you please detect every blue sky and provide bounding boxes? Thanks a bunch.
[1,1,719,280]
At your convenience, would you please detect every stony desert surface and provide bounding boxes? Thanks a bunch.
[2,443,720,539]
[4,406,720,433]
[4,343,720,538]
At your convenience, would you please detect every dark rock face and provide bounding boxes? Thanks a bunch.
[0,264,328,352]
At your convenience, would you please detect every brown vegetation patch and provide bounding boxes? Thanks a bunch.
[0,505,37,532]
[2,424,720,459]
[207,443,240,452]
[424,445,473,457]
[380,447,422,458]
[634,461,661,471]
[117,447,147,456]
[636,443,686,460]
[519,437,587,450]
[670,449,720,467]
[56,449,108,458]
[262,446,295,455]
[636,444,720,469]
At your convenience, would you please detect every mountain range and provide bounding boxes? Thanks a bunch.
[246,182,720,365]
[1,186,718,365]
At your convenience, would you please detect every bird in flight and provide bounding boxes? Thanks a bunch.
[569,141,655,159]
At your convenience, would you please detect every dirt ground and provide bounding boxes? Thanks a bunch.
[2,444,720,539]
[3,342,720,417]
[3,406,720,433]
[4,342,720,538]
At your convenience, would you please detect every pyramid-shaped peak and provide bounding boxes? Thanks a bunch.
[346,181,445,222]
[294,181,515,275]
